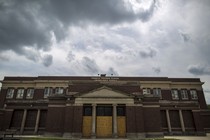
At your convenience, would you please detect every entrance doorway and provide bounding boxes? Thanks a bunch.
[82,104,126,138]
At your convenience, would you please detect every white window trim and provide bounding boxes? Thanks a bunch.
[153,88,162,98]
[143,88,151,95]
[44,87,53,98]
[16,88,24,99]
[181,89,188,100]
[6,88,14,99]
[55,87,64,94]
[190,90,198,100]
[26,88,34,99]
[171,89,179,100]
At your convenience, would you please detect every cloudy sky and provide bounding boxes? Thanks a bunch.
[0,0,210,103]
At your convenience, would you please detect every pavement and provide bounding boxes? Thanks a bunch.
[164,133,210,140]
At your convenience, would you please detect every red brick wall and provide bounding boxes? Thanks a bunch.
[45,107,65,132]
[143,107,161,132]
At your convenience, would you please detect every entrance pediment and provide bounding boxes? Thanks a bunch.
[79,86,131,98]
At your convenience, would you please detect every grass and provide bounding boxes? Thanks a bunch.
[18,137,179,140]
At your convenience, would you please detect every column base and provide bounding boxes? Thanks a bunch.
[91,133,96,138]
[112,133,118,138]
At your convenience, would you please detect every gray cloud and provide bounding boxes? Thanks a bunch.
[188,64,210,75]
[81,57,99,74]
[0,53,9,61]
[152,67,161,74]
[107,67,119,76]
[66,51,75,62]
[42,54,53,67]
[0,0,157,59]
[139,47,157,58]
[179,32,190,42]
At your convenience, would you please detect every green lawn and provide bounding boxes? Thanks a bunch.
[18,137,179,140]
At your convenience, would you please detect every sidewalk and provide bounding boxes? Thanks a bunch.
[165,133,210,140]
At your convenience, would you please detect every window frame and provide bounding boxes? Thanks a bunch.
[26,88,34,99]
[55,87,64,94]
[6,88,15,99]
[181,89,188,100]
[171,89,179,100]
[44,87,53,98]
[190,89,198,100]
[143,88,151,95]
[153,88,162,98]
[16,88,24,99]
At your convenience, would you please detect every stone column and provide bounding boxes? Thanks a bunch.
[20,109,27,134]
[91,104,96,138]
[166,110,171,133]
[179,110,185,132]
[34,109,41,134]
[113,104,118,138]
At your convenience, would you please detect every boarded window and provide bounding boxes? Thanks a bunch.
[39,110,47,127]
[10,110,24,129]
[25,110,37,128]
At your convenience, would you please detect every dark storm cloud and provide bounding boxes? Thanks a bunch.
[152,67,161,74]
[139,47,157,58]
[81,57,100,74]
[179,32,190,42]
[42,54,53,67]
[188,64,210,75]
[107,67,119,76]
[66,51,75,62]
[0,0,157,57]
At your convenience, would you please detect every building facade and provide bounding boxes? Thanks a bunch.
[0,75,210,138]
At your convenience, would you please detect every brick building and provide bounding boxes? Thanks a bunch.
[0,75,210,138]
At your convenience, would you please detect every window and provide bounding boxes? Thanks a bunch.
[181,89,188,100]
[171,89,179,100]
[44,87,53,98]
[96,106,112,116]
[117,106,125,116]
[26,88,34,99]
[6,88,14,99]
[16,88,24,99]
[55,87,64,94]
[143,88,151,95]
[153,88,162,98]
[83,106,92,116]
[190,90,198,100]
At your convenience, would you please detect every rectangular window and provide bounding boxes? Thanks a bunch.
[171,89,179,100]
[26,88,34,99]
[181,89,188,100]
[153,88,162,98]
[6,88,14,99]
[83,106,92,116]
[117,106,125,116]
[190,90,198,100]
[44,87,53,98]
[16,88,24,99]
[96,106,112,116]
[55,87,64,94]
[143,88,151,95]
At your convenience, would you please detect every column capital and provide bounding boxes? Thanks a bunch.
[92,103,96,106]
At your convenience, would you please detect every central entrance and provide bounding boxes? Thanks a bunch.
[82,104,126,138]
[96,106,113,137]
